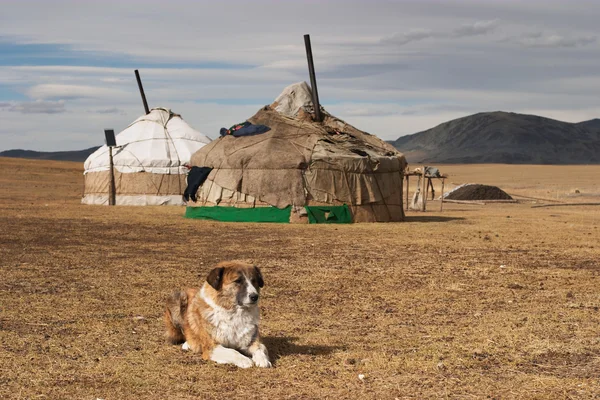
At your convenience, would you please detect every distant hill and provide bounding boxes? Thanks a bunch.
[0,147,100,163]
[392,112,600,164]
[575,118,600,134]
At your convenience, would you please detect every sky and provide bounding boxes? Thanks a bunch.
[1,0,599,151]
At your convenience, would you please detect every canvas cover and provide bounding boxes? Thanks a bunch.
[188,82,407,222]
[82,108,211,205]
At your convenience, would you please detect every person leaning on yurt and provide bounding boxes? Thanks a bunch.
[82,107,211,206]
[185,82,407,223]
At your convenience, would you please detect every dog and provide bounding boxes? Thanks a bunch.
[164,260,271,368]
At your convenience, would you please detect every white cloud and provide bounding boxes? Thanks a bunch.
[26,84,130,100]
[518,33,596,48]
[452,20,499,37]
[94,107,125,115]
[7,100,66,114]
[262,59,307,70]
[335,103,400,118]
[500,30,598,48]
[381,19,499,46]
[381,29,438,46]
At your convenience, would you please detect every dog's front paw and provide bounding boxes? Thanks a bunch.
[181,342,190,351]
[210,345,254,368]
[253,351,272,368]
[234,355,254,369]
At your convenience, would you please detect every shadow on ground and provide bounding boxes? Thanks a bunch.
[404,215,466,223]
[263,336,345,365]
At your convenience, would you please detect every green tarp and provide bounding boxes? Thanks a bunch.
[185,204,352,224]
[185,205,292,223]
[305,205,352,224]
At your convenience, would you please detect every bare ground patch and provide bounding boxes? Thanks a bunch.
[1,158,600,399]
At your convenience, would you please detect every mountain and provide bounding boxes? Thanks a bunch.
[392,112,600,164]
[0,147,100,163]
[575,118,600,134]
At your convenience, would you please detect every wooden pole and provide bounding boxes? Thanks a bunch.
[108,146,116,206]
[440,178,445,211]
[421,166,427,212]
[134,69,150,115]
[303,34,322,122]
[428,178,435,200]
[405,175,409,211]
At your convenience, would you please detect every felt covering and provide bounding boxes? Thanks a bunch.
[187,82,407,222]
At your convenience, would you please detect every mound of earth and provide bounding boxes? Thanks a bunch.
[445,184,513,201]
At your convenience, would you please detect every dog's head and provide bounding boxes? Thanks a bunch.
[204,260,264,309]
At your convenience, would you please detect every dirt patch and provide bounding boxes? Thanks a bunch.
[525,350,600,378]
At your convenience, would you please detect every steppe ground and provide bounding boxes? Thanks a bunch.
[1,157,599,399]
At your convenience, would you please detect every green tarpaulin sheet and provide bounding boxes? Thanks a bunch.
[305,205,352,224]
[185,206,292,223]
[185,204,352,224]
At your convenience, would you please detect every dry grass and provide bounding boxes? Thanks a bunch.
[1,157,599,399]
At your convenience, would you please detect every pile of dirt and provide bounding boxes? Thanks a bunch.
[445,184,513,201]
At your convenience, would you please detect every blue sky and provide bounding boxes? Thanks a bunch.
[0,41,258,69]
[1,0,600,151]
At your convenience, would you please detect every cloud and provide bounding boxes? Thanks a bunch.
[381,19,499,46]
[7,100,66,114]
[339,105,400,118]
[94,107,125,114]
[320,63,408,79]
[101,77,127,84]
[26,84,130,100]
[261,59,307,70]
[381,29,437,46]
[399,103,474,116]
[0,102,10,108]
[515,33,597,48]
[453,20,499,37]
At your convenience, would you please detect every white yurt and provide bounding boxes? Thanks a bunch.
[82,107,211,206]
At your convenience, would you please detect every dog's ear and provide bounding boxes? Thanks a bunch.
[254,266,264,288]
[206,267,225,290]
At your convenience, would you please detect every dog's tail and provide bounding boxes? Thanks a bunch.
[164,290,189,345]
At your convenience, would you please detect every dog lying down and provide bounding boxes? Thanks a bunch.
[164,260,271,368]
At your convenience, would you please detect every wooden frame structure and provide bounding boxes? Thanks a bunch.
[405,166,448,212]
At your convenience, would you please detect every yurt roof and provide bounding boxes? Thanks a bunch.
[84,108,211,174]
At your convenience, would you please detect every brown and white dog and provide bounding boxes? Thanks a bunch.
[164,260,271,368]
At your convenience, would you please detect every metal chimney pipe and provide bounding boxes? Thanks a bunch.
[303,34,322,122]
[134,69,150,115]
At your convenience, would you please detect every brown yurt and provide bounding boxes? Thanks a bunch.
[185,82,407,223]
